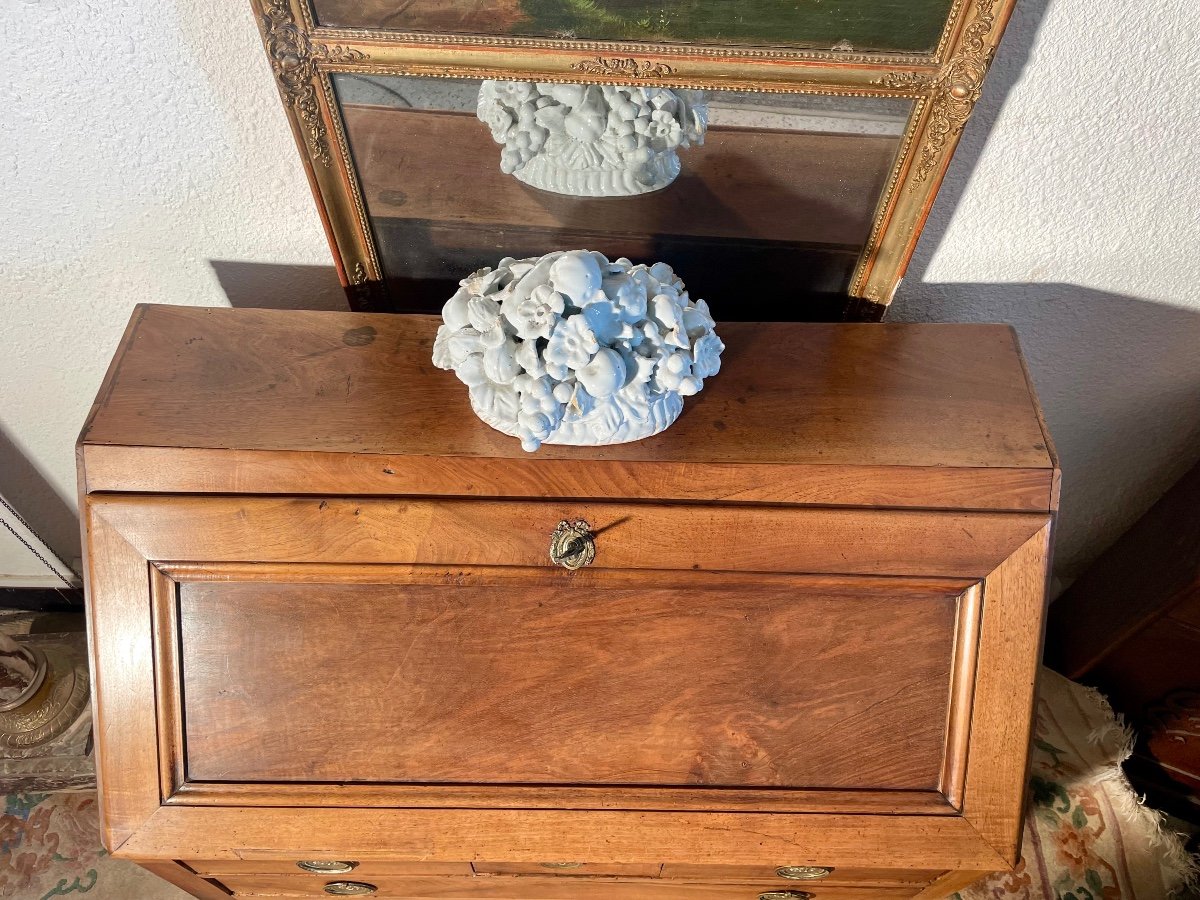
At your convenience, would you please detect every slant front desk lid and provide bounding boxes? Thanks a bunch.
[79,305,1057,511]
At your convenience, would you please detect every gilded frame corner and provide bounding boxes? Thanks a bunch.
[251,0,1017,317]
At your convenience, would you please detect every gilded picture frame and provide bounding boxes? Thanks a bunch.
[250,0,1016,319]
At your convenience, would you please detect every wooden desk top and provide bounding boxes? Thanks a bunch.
[79,305,1057,511]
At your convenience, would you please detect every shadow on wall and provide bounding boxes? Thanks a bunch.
[889,0,1200,589]
[0,425,82,571]
[891,283,1200,592]
[903,0,1052,274]
[209,260,349,311]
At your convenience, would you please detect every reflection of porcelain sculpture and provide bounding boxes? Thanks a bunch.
[433,250,723,452]
[477,81,707,196]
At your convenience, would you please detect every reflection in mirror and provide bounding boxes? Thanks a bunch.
[476,81,708,197]
[333,74,911,319]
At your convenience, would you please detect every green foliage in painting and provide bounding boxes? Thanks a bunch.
[516,0,955,53]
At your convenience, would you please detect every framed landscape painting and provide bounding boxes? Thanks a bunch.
[309,0,959,55]
[251,0,1018,318]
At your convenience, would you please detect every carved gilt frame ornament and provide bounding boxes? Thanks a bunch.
[249,0,1018,317]
[570,57,676,79]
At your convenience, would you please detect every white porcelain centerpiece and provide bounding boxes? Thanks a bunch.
[476,81,707,197]
[433,250,723,452]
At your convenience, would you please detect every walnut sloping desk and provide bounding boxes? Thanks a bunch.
[79,305,1057,899]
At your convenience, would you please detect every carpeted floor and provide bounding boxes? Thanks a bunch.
[2,670,1195,899]
[0,792,185,899]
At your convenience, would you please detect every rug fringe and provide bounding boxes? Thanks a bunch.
[1078,681,1200,895]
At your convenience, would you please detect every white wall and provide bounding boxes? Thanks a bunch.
[0,493,78,588]
[2,0,1198,587]
[889,0,1200,585]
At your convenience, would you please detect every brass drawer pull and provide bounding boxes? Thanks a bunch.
[759,892,814,900]
[540,861,585,869]
[323,883,377,896]
[298,860,358,874]
[776,866,833,880]
[549,520,595,570]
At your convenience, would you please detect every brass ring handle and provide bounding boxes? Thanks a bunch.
[297,860,357,874]
[776,866,832,880]
[549,520,596,570]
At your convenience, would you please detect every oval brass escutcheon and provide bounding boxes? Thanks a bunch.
[759,892,814,900]
[539,861,585,869]
[297,860,357,874]
[323,882,377,896]
[776,865,833,880]
[549,520,596,570]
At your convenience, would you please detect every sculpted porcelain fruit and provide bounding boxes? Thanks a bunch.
[576,348,627,398]
[477,81,707,197]
[432,250,724,452]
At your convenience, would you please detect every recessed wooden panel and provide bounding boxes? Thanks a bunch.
[177,575,964,790]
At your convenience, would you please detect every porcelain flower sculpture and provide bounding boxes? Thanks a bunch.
[477,80,708,196]
[433,250,723,451]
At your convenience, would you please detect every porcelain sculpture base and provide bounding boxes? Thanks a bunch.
[469,385,683,448]
[513,152,682,197]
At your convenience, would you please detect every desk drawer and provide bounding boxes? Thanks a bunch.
[217,875,922,898]
[473,862,663,877]
[661,865,940,885]
[187,860,474,877]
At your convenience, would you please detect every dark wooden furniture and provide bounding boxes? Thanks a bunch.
[79,306,1058,898]
[1047,461,1200,821]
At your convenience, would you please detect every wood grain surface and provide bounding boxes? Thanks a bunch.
[188,859,474,877]
[78,309,1055,897]
[471,863,663,877]
[119,805,1010,870]
[164,780,956,816]
[960,525,1052,864]
[93,495,1048,577]
[80,507,161,853]
[137,862,231,900]
[658,864,938,884]
[79,306,1057,511]
[176,577,960,789]
[212,873,922,898]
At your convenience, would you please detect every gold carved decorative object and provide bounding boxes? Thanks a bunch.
[570,56,675,78]
[874,0,999,186]
[0,633,89,750]
[247,0,1019,317]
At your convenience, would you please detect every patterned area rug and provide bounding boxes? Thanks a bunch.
[0,670,1195,899]
[955,669,1197,899]
[0,793,184,899]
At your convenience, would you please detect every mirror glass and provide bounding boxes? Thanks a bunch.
[332,74,912,318]
[313,1,955,54]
